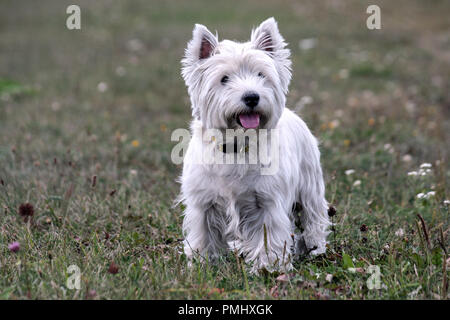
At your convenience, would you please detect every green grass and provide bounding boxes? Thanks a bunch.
[0,0,449,299]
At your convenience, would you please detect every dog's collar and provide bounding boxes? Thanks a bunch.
[218,142,249,154]
[210,136,249,154]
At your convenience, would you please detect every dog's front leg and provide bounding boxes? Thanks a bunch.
[238,207,293,273]
[183,204,229,264]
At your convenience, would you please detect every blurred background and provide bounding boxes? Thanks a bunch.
[0,0,449,299]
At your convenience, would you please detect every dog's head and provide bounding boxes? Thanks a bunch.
[182,18,291,130]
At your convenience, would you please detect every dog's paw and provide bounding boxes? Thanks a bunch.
[294,233,327,259]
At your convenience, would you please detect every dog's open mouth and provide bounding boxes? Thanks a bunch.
[237,112,260,129]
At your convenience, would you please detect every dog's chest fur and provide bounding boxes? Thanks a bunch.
[208,167,267,211]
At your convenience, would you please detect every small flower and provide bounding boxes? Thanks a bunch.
[129,169,138,176]
[395,228,404,237]
[384,143,394,154]
[345,169,355,176]
[407,171,418,176]
[298,38,317,51]
[19,203,34,218]
[353,180,361,187]
[327,206,337,217]
[295,96,313,111]
[19,203,35,222]
[108,262,119,274]
[301,96,313,105]
[328,119,340,129]
[127,39,144,52]
[417,191,436,199]
[402,154,412,163]
[325,274,333,282]
[360,224,368,232]
[115,66,126,77]
[8,241,20,253]
[51,101,61,111]
[420,163,432,169]
[444,200,450,206]
[87,290,97,299]
[131,140,140,147]
[338,69,349,79]
[97,82,108,93]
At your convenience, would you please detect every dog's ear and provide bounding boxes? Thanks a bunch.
[184,24,218,64]
[251,17,291,93]
[182,24,218,119]
[251,17,284,53]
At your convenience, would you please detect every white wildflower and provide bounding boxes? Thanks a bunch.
[300,95,313,105]
[416,193,425,199]
[405,101,416,114]
[51,101,61,111]
[97,82,108,92]
[384,144,394,154]
[334,109,344,118]
[353,180,361,187]
[426,191,435,198]
[115,66,126,77]
[325,274,333,282]
[407,171,418,176]
[395,228,404,237]
[402,154,412,162]
[444,200,450,206]
[345,169,355,176]
[127,38,144,52]
[338,69,349,79]
[295,96,313,111]
[420,163,432,169]
[298,38,317,51]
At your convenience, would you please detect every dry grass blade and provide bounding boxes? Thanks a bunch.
[439,228,448,299]
[417,214,431,250]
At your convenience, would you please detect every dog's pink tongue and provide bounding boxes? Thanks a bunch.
[239,113,260,129]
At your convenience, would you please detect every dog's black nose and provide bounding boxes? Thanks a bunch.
[242,92,260,108]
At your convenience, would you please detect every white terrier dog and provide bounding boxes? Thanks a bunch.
[179,17,330,273]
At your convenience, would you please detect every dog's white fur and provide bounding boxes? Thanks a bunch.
[179,18,330,272]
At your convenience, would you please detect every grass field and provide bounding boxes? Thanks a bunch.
[0,0,449,299]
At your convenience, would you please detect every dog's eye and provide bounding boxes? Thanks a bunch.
[221,76,229,84]
[258,72,265,78]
